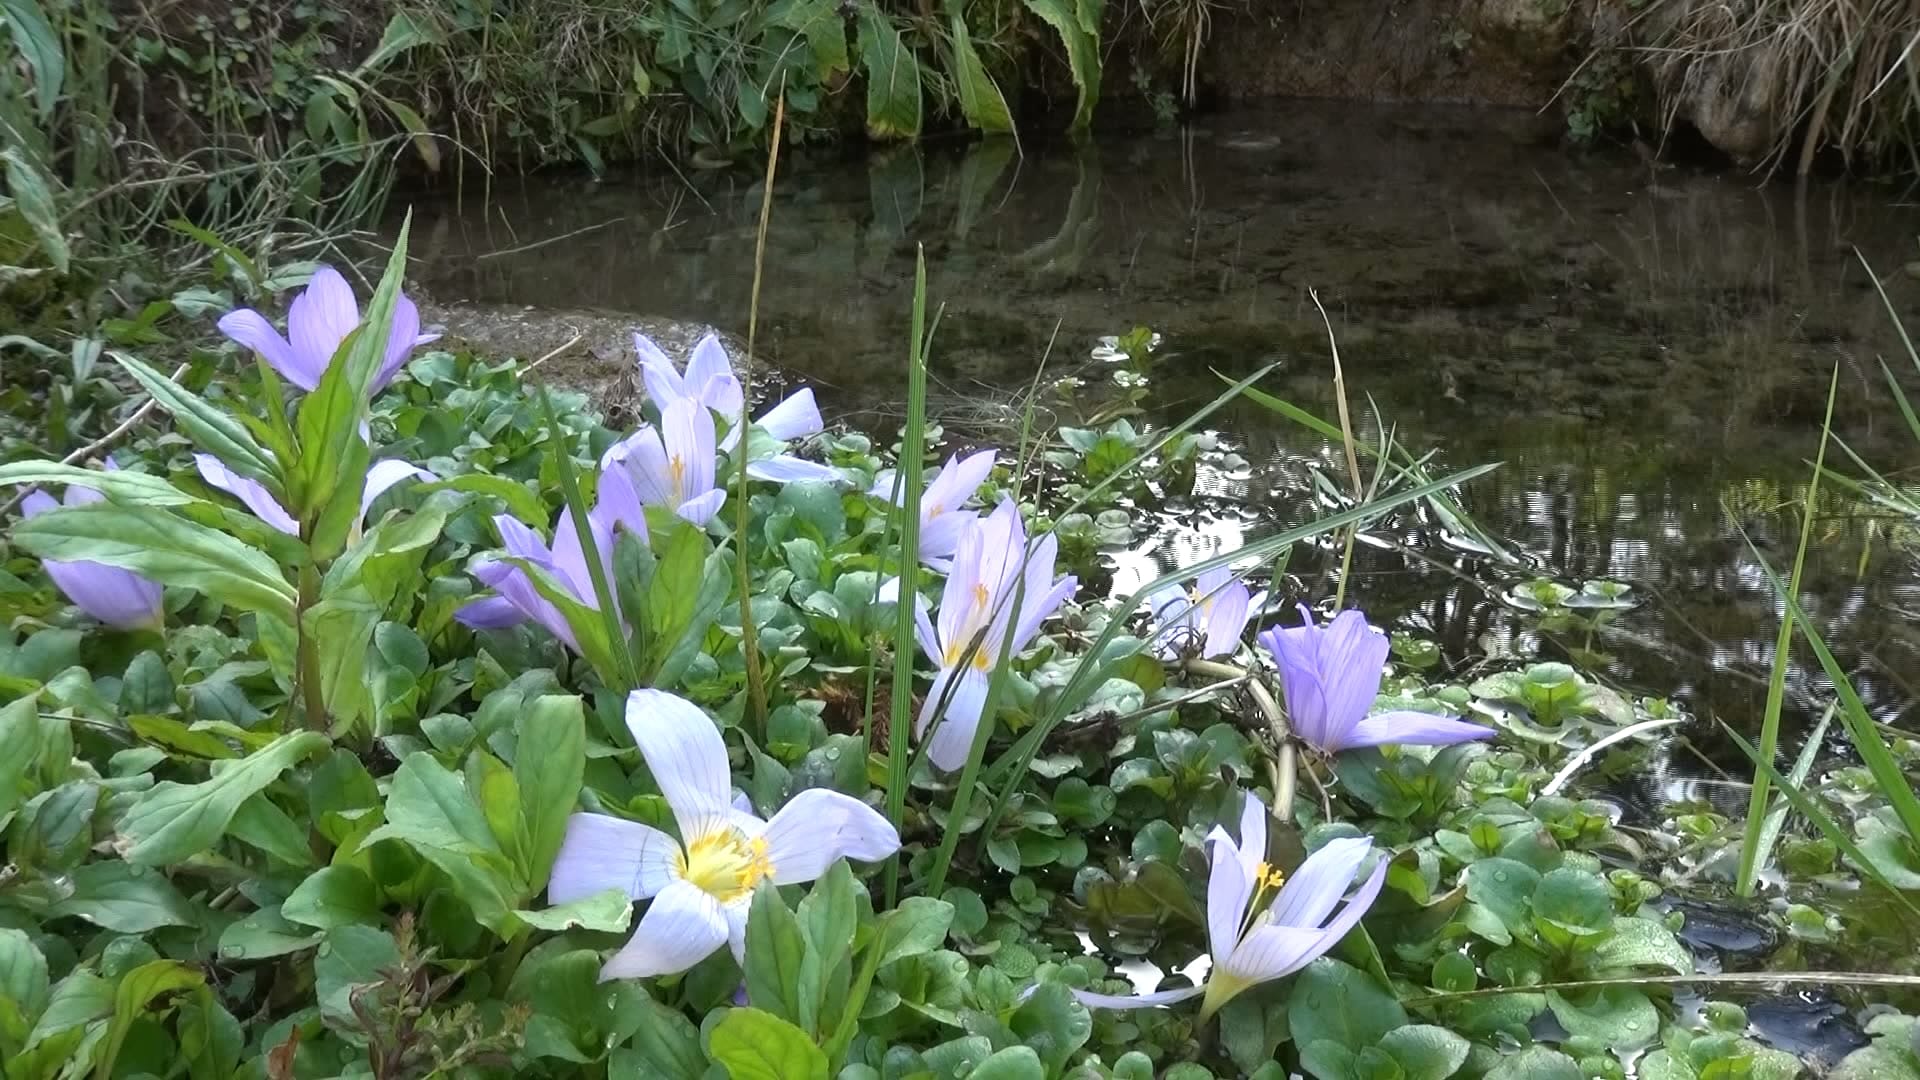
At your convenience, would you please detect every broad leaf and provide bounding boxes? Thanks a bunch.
[949,12,1014,134]
[361,751,517,930]
[708,1007,829,1080]
[1019,0,1100,128]
[116,353,283,491]
[516,694,586,885]
[119,731,328,864]
[857,4,921,138]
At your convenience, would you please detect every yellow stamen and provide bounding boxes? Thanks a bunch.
[668,454,687,502]
[674,828,773,904]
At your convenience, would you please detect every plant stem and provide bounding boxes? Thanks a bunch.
[295,561,326,732]
[1186,659,1295,823]
[736,90,785,745]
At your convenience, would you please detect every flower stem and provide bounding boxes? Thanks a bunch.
[295,561,326,733]
[1185,660,1295,823]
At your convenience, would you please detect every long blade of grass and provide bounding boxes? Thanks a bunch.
[1859,249,1920,376]
[1747,703,1836,884]
[537,388,636,693]
[1735,366,1837,896]
[978,461,1500,833]
[1402,969,1920,1007]
[736,92,786,743]
[1722,722,1920,918]
[883,248,931,906]
[1740,528,1920,854]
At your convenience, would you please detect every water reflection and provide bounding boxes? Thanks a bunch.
[403,102,1920,752]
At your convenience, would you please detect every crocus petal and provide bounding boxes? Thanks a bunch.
[724,899,751,965]
[1266,836,1374,929]
[359,460,430,525]
[684,335,736,403]
[599,879,727,981]
[44,560,163,629]
[549,510,615,609]
[217,309,309,388]
[286,267,360,387]
[703,374,746,425]
[918,510,975,563]
[675,489,727,527]
[1317,610,1393,740]
[593,465,650,541]
[1337,712,1497,752]
[1070,984,1206,1010]
[626,689,734,842]
[920,666,991,771]
[455,596,528,629]
[1010,567,1076,654]
[755,789,901,884]
[547,812,678,903]
[473,559,576,650]
[637,334,687,406]
[20,490,58,517]
[1236,792,1269,887]
[1226,857,1387,983]
[372,293,425,392]
[1202,580,1252,660]
[616,428,676,508]
[745,456,841,485]
[194,454,298,535]
[912,595,940,662]
[755,388,823,442]
[923,449,995,514]
[1205,826,1254,963]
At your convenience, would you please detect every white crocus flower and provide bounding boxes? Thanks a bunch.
[547,689,900,980]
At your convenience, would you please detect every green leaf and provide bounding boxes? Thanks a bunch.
[1485,1046,1583,1080]
[282,866,381,929]
[0,697,40,825]
[315,924,400,1028]
[1587,916,1693,976]
[217,906,324,960]
[1546,986,1658,1048]
[517,694,585,884]
[362,751,516,930]
[610,986,707,1080]
[1464,858,1540,933]
[11,502,296,621]
[118,731,328,865]
[709,1007,829,1080]
[1377,1024,1471,1080]
[513,888,634,933]
[1530,868,1612,938]
[0,927,50,1040]
[229,793,318,866]
[2,147,67,272]
[46,863,195,931]
[0,0,64,117]
[856,4,922,138]
[949,12,1014,134]
[969,1046,1045,1080]
[116,354,283,491]
[877,897,953,966]
[1287,958,1407,1052]
[1018,0,1101,129]
[357,9,441,72]
[0,461,197,506]
[745,882,810,1030]
[305,585,382,731]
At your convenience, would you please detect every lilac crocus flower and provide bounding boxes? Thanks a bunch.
[634,333,838,485]
[193,454,429,537]
[455,507,619,653]
[19,461,163,630]
[912,500,1077,771]
[1073,793,1386,1021]
[547,689,899,980]
[602,396,726,527]
[1258,606,1494,755]
[873,450,997,570]
[217,266,439,393]
[1147,566,1255,660]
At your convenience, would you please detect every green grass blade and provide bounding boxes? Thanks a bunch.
[1739,526,1920,854]
[1878,358,1920,445]
[1723,723,1920,919]
[1735,366,1836,896]
[1747,704,1835,885]
[1858,250,1920,376]
[537,388,636,693]
[883,248,931,906]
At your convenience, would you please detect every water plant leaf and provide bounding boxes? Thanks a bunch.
[1485,1046,1583,1080]
[1019,0,1100,129]
[1289,958,1407,1053]
[118,731,328,865]
[709,1006,829,1080]
[1587,917,1693,976]
[1546,986,1658,1048]
[10,501,297,621]
[1376,1025,1471,1080]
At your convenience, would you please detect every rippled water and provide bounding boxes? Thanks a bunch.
[404,103,1920,765]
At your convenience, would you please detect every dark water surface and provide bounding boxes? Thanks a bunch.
[403,103,1920,763]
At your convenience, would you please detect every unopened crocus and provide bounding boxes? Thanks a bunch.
[218,266,438,393]
[912,500,1077,771]
[194,455,430,537]
[1072,793,1386,1021]
[19,461,163,630]
[547,689,899,980]
[455,507,619,653]
[873,449,996,569]
[1148,566,1255,660]
[602,396,726,527]
[634,333,838,484]
[1258,606,1494,755]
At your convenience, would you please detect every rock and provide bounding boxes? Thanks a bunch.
[1470,0,1578,68]
[1669,40,1789,163]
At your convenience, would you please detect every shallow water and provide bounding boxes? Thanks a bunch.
[404,103,1920,764]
